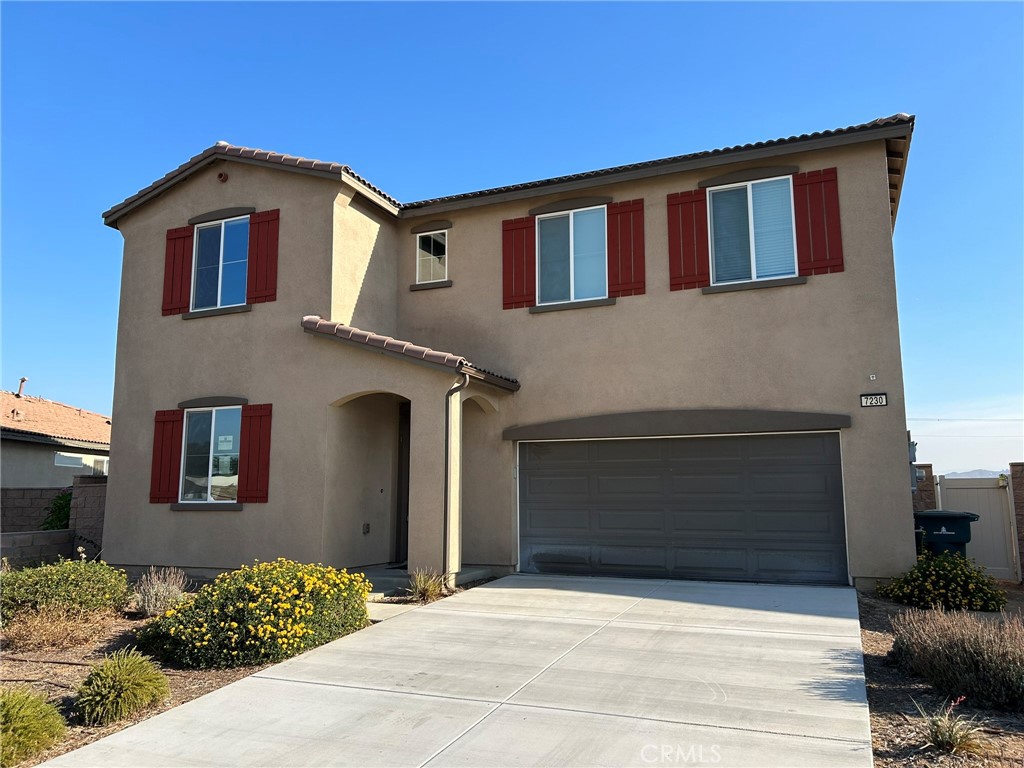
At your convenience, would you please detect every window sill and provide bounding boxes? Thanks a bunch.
[529,297,616,314]
[701,276,807,295]
[409,280,453,292]
[183,304,252,320]
[170,503,244,512]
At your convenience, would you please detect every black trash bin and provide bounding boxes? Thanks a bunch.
[913,509,980,557]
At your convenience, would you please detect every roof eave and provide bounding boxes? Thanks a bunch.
[463,366,520,393]
[103,151,399,229]
[1,428,111,452]
[302,327,518,391]
[400,120,915,220]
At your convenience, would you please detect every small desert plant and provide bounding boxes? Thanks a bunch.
[0,558,130,621]
[890,607,1024,712]
[75,648,170,726]
[877,551,1007,611]
[135,566,189,618]
[914,696,987,754]
[406,569,449,603]
[2,605,115,651]
[138,558,371,668]
[0,687,66,767]
[39,488,73,531]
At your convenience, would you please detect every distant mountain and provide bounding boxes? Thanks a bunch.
[944,469,1009,479]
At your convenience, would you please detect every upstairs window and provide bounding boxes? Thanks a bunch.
[192,216,249,310]
[537,206,606,304]
[709,177,796,285]
[180,406,241,503]
[416,231,448,284]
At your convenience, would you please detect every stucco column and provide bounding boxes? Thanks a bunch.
[407,401,446,575]
[406,387,464,584]
[445,388,463,588]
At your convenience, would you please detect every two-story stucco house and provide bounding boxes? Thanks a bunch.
[101,114,916,589]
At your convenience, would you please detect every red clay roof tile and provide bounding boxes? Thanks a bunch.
[0,391,111,446]
[300,316,518,390]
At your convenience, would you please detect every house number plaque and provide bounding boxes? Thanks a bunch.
[860,393,888,407]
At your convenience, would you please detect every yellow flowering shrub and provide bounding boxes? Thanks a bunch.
[877,552,1006,611]
[139,558,372,668]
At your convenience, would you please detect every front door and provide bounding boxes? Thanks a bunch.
[394,401,411,563]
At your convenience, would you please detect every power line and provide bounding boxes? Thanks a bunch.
[907,417,1023,422]
[912,434,1023,438]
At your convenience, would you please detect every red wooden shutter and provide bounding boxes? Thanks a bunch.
[793,168,844,275]
[237,404,272,503]
[247,209,280,304]
[150,410,184,503]
[607,199,646,297]
[501,217,536,309]
[666,189,710,290]
[163,226,194,315]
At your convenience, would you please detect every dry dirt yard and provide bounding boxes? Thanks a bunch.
[0,611,267,767]
[860,583,1024,768]
[0,581,485,767]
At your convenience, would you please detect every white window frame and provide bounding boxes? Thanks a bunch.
[54,452,107,474]
[535,204,608,306]
[707,175,798,286]
[190,215,250,311]
[54,452,86,468]
[415,229,449,284]
[178,405,242,504]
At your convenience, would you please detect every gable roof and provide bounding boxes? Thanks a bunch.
[103,114,914,229]
[1,391,112,448]
[102,143,401,227]
[301,316,519,391]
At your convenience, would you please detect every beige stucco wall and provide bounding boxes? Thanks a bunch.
[104,160,468,576]
[1,440,107,488]
[332,194,399,332]
[104,136,915,586]
[399,139,915,584]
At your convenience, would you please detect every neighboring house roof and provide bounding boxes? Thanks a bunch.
[301,316,520,392]
[0,391,112,449]
[103,114,914,229]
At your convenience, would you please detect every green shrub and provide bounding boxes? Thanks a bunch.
[39,489,72,531]
[135,566,189,618]
[75,648,170,726]
[0,559,130,622]
[913,696,987,754]
[139,558,372,669]
[890,607,1024,712]
[877,552,1007,611]
[0,687,66,767]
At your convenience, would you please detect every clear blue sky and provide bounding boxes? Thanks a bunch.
[2,2,1022,471]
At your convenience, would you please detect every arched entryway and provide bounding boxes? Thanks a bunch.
[323,391,410,568]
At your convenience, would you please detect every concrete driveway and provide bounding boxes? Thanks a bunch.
[46,575,872,768]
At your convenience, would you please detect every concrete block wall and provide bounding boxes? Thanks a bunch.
[0,529,74,568]
[69,475,107,559]
[0,487,65,532]
[911,463,936,512]
[1011,462,1023,583]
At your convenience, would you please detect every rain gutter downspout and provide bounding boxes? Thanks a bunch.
[443,371,471,580]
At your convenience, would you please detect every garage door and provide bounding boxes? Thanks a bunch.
[518,433,848,585]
